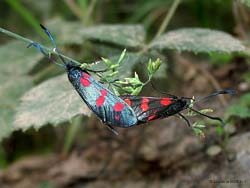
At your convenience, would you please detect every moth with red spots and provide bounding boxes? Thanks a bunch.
[30,25,236,134]
[120,89,237,127]
[29,24,138,134]
[66,62,138,131]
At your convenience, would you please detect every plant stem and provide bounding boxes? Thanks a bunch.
[0,27,80,65]
[84,0,97,25]
[5,0,43,36]
[65,0,84,22]
[0,27,33,44]
[155,0,182,39]
[62,116,83,156]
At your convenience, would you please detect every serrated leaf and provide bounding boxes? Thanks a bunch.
[0,75,33,141]
[241,0,250,7]
[14,74,91,131]
[150,28,245,53]
[0,41,43,75]
[80,24,145,48]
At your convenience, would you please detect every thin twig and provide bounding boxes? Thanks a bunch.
[233,1,250,40]
[154,0,182,39]
[141,0,182,53]
[84,0,98,25]
[65,0,84,22]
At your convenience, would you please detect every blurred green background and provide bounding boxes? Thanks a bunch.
[0,0,250,188]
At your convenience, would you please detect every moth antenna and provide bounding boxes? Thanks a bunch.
[188,107,225,126]
[40,24,68,66]
[40,24,57,49]
[27,42,65,68]
[178,113,191,127]
[194,89,237,104]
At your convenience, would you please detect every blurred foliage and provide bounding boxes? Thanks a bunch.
[241,0,250,7]
[150,28,245,53]
[227,94,250,118]
[0,0,249,164]
[14,74,91,131]
[209,53,233,65]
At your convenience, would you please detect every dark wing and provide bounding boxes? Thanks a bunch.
[120,95,187,124]
[67,67,138,128]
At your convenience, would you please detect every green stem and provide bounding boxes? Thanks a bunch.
[62,116,83,156]
[0,27,80,65]
[0,27,33,44]
[155,0,182,39]
[143,74,153,87]
[5,0,43,36]
[84,0,98,25]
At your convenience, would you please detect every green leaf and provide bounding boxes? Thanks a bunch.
[192,127,205,138]
[131,86,143,95]
[98,53,140,79]
[241,94,250,106]
[14,74,91,131]
[209,53,233,65]
[147,58,162,75]
[117,49,127,64]
[80,24,146,48]
[117,53,140,77]
[227,105,250,118]
[0,41,43,75]
[122,86,134,93]
[241,0,250,7]
[227,93,250,119]
[150,28,245,53]
[101,57,112,66]
[0,75,33,141]
[216,126,224,136]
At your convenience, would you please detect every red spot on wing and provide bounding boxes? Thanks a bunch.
[141,103,149,112]
[148,114,156,121]
[141,97,149,112]
[96,96,105,107]
[100,89,108,96]
[124,98,131,106]
[142,97,149,103]
[80,77,90,87]
[115,115,120,120]
[82,72,91,78]
[113,102,124,112]
[160,98,172,106]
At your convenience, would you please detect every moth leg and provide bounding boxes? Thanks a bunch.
[27,42,47,56]
[178,113,191,127]
[189,108,225,126]
[105,124,119,135]
[27,42,65,68]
